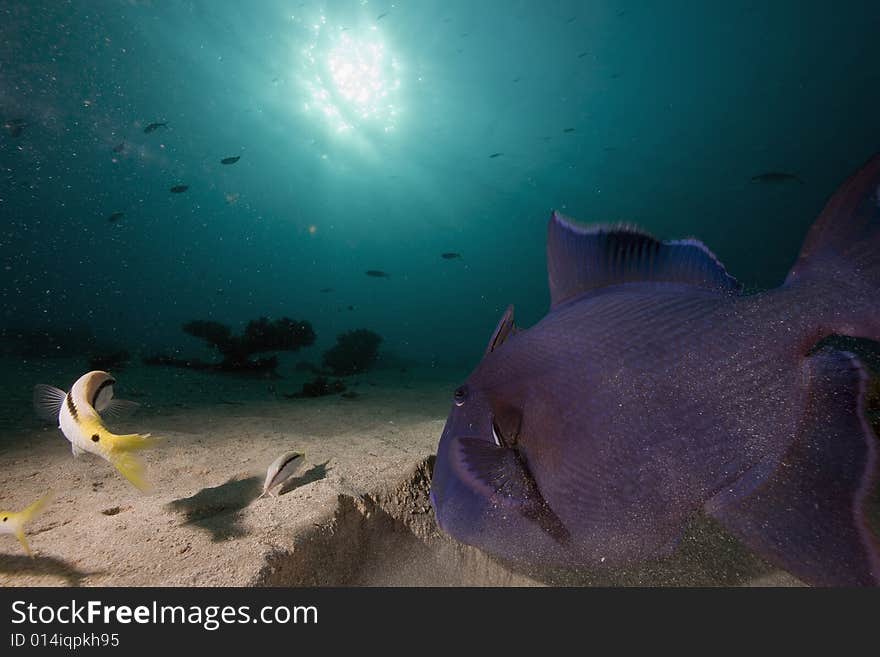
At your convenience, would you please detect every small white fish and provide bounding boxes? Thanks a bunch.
[34,371,156,491]
[0,492,52,556]
[261,452,305,498]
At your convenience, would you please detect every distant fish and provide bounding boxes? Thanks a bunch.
[577,51,588,58]
[0,493,52,556]
[366,270,390,278]
[261,451,305,498]
[441,252,462,260]
[377,12,388,20]
[143,122,167,134]
[170,184,189,193]
[751,172,803,184]
[563,127,576,133]
[489,153,503,159]
[34,371,154,491]
[3,118,28,137]
[112,141,126,153]
[220,155,240,165]
[512,77,521,83]
[107,212,125,223]
[348,305,355,311]
[320,287,334,293]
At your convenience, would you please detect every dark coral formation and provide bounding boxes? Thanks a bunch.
[88,349,131,372]
[322,329,382,376]
[145,316,315,376]
[285,376,347,399]
[295,360,322,374]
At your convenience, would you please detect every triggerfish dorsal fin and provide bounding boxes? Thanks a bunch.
[546,211,742,308]
[451,437,570,544]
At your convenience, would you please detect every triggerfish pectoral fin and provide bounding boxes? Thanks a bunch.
[706,349,880,586]
[452,437,570,544]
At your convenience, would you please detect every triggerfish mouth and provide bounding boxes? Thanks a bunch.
[430,154,880,586]
[34,371,157,491]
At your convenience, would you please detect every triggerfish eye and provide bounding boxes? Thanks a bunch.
[453,386,468,406]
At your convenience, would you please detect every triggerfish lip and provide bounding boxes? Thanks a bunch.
[431,435,505,550]
[432,432,578,569]
[428,489,443,531]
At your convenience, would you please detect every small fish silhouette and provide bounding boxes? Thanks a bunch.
[751,172,803,184]
[3,118,28,137]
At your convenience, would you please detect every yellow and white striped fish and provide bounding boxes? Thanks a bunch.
[34,371,156,491]
[0,492,52,556]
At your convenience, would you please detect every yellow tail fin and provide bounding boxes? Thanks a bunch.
[16,492,52,557]
[112,432,156,451]
[15,529,32,556]
[110,452,150,492]
[20,492,52,524]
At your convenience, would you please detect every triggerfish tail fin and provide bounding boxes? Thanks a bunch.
[15,492,53,556]
[706,349,880,586]
[786,153,880,340]
[110,451,150,492]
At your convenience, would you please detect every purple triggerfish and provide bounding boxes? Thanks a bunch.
[431,154,880,586]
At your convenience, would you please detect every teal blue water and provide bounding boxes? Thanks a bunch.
[2,1,879,368]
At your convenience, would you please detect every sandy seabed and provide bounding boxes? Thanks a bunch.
[0,357,801,587]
